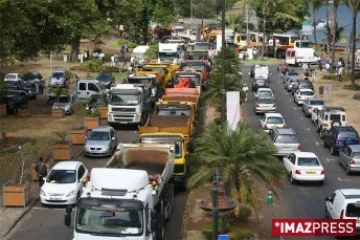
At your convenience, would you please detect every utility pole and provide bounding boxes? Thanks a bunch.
[221,0,226,129]
[190,0,193,26]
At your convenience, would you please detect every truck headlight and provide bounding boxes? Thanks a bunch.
[135,114,140,121]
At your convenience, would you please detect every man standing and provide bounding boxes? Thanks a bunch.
[35,157,47,187]
[110,55,115,67]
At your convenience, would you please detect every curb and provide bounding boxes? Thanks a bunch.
[1,149,85,240]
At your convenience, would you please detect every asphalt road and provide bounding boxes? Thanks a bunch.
[5,125,187,240]
[242,65,360,239]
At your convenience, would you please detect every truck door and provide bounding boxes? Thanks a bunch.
[77,82,87,99]
[87,83,101,96]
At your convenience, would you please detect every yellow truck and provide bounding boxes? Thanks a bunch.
[141,63,180,87]
[159,94,200,113]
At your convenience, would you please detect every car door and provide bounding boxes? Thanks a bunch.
[339,147,351,166]
[283,153,295,173]
[76,164,87,194]
[325,128,336,147]
[326,192,337,219]
[88,83,100,96]
[260,115,266,128]
[78,82,87,99]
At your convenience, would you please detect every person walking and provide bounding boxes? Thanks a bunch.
[318,60,323,75]
[337,66,343,82]
[325,62,331,75]
[311,68,316,83]
[34,157,47,187]
[110,54,115,67]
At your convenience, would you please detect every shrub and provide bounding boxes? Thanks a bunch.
[322,74,337,80]
[234,204,253,222]
[117,38,137,49]
[84,59,103,72]
[101,66,120,73]
[202,220,231,240]
[353,92,360,100]
[144,44,159,60]
[228,229,255,240]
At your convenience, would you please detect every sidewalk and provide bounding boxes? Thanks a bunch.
[0,144,85,239]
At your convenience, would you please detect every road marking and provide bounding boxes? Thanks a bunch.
[289,99,292,102]
[307,128,316,131]
[338,177,352,181]
[325,158,335,162]
[300,117,303,120]
[315,141,319,146]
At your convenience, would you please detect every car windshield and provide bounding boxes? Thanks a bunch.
[258,92,272,98]
[310,100,324,105]
[297,157,320,166]
[88,131,110,141]
[76,207,143,236]
[267,117,283,124]
[51,72,64,78]
[159,52,178,60]
[96,73,112,82]
[257,99,274,104]
[288,72,298,76]
[300,91,314,96]
[185,52,207,60]
[6,74,17,80]
[345,203,360,217]
[183,64,204,71]
[194,44,211,50]
[338,132,359,138]
[275,135,299,144]
[47,170,76,183]
[109,93,140,105]
[255,79,266,84]
[56,96,70,103]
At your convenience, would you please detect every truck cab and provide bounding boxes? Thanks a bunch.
[76,79,108,102]
[173,68,202,94]
[141,63,180,87]
[108,84,151,125]
[158,43,184,65]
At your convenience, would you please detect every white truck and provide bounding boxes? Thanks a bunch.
[108,84,153,125]
[64,143,175,240]
[254,65,271,82]
[158,43,184,65]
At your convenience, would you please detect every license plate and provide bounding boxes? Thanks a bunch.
[273,125,278,128]
[50,197,61,200]
[306,171,316,174]
[283,146,292,150]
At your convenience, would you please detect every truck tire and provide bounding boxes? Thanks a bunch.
[155,215,165,240]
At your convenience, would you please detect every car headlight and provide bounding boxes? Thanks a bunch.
[64,106,70,111]
[85,146,90,150]
[41,189,46,196]
[66,190,76,197]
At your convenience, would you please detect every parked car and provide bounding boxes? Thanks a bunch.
[283,152,325,184]
[50,70,66,87]
[283,70,300,83]
[325,188,360,232]
[40,161,88,205]
[260,113,286,132]
[253,97,276,114]
[323,126,360,155]
[339,145,360,175]
[302,98,325,117]
[291,79,315,95]
[84,126,117,157]
[293,88,315,105]
[0,93,28,114]
[4,73,22,82]
[23,71,45,93]
[95,72,115,89]
[52,93,78,115]
[4,80,37,99]
[315,107,347,138]
[254,88,274,101]
[252,78,269,92]
[268,128,301,157]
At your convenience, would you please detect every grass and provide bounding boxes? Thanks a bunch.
[108,39,120,49]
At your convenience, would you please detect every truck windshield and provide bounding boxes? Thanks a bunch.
[56,96,70,103]
[76,203,144,236]
[185,52,207,60]
[175,74,200,86]
[109,93,140,105]
[159,52,177,61]
[157,107,191,116]
[140,137,182,158]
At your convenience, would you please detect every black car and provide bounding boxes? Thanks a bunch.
[23,71,45,93]
[1,93,28,114]
[323,126,360,155]
[252,78,269,92]
[5,80,38,100]
[291,79,315,95]
[95,72,115,89]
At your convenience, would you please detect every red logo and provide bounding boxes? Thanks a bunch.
[272,219,356,237]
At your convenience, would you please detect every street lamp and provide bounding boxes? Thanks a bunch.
[220,0,226,129]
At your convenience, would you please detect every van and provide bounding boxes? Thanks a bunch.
[131,45,150,67]
[76,80,108,101]
[325,189,360,234]
[285,41,318,66]
[50,70,66,87]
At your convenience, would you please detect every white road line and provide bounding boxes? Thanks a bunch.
[325,158,335,162]
[300,117,303,120]
[307,128,311,131]
[338,177,352,181]
[315,141,319,146]
[289,99,292,102]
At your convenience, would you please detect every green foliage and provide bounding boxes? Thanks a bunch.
[64,70,74,80]
[53,131,68,143]
[102,66,120,73]
[202,220,231,240]
[228,229,255,240]
[88,108,100,117]
[344,84,360,90]
[188,122,286,208]
[235,203,253,222]
[49,87,69,97]
[144,44,159,60]
[117,38,138,49]
[84,59,103,72]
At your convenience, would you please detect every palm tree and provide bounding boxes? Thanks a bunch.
[311,0,323,52]
[202,47,243,106]
[330,0,342,72]
[251,0,299,59]
[188,122,286,208]
[322,24,347,45]
[344,0,360,86]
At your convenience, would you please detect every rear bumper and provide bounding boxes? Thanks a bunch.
[254,108,276,114]
[293,174,325,182]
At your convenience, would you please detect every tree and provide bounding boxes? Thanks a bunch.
[311,0,323,52]
[345,0,360,86]
[330,0,342,72]
[201,47,243,106]
[188,122,286,208]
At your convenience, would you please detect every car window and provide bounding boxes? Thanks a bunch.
[88,131,110,141]
[310,100,324,105]
[266,117,284,124]
[88,83,99,92]
[329,114,341,121]
[47,170,76,183]
[78,165,85,180]
[52,72,64,78]
[300,91,314,96]
[345,203,360,217]
[329,193,336,203]
[353,152,360,158]
[275,135,299,144]
[297,157,320,166]
[338,132,359,138]
[79,83,86,91]
[257,98,274,104]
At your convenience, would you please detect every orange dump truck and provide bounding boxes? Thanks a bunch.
[160,94,200,112]
[165,88,198,96]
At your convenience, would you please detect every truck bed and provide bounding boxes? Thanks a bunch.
[161,95,199,105]
[139,115,192,136]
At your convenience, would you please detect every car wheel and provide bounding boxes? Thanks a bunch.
[290,173,296,184]
[345,166,351,175]
[330,145,337,155]
[323,140,327,148]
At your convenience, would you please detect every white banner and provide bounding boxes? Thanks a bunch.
[216,35,222,51]
[226,91,241,131]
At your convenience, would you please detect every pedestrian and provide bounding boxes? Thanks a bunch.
[311,68,316,83]
[110,54,115,67]
[64,78,70,89]
[337,66,343,82]
[120,45,125,61]
[34,157,47,187]
[318,60,323,75]
[124,43,129,53]
[325,62,331,75]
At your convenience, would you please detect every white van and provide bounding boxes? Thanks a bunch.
[285,40,318,66]
[130,45,149,67]
[76,80,108,101]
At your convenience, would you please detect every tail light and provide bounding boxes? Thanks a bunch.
[340,210,344,219]
[350,159,356,165]
[87,172,91,180]
[264,124,267,129]
[273,103,276,107]
[321,170,325,175]
[298,96,302,99]
[297,145,302,150]
[295,170,301,174]
[255,104,260,107]
[308,106,313,110]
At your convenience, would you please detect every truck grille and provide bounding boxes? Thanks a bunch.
[111,108,136,112]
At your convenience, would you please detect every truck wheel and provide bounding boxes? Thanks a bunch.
[155,215,165,240]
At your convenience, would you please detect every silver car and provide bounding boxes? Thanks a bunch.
[84,126,117,157]
[339,144,360,174]
[52,94,77,115]
[269,128,301,157]
[302,98,325,117]
[253,98,276,114]
[50,70,66,87]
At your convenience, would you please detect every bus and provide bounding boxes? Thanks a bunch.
[249,32,263,47]
[271,32,300,48]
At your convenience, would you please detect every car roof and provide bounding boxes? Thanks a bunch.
[348,144,360,151]
[52,161,82,170]
[265,113,283,117]
[299,88,314,92]
[295,152,317,158]
[339,189,360,199]
[273,128,296,135]
[257,88,272,91]
[322,106,346,112]
[91,126,113,132]
[333,126,356,132]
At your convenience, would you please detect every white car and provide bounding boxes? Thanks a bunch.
[4,73,22,82]
[310,107,320,124]
[283,152,325,184]
[40,161,88,205]
[260,113,286,132]
[294,89,315,105]
[254,88,274,101]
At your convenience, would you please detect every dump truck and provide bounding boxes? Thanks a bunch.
[181,59,211,83]
[172,67,202,94]
[160,94,200,112]
[65,143,175,240]
[165,88,198,96]
[141,63,180,88]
